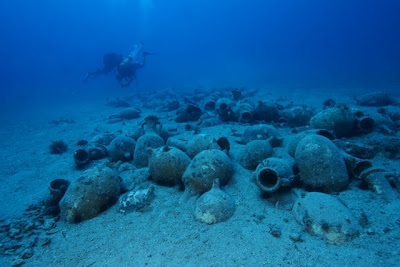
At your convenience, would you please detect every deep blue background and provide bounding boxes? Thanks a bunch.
[0,0,399,110]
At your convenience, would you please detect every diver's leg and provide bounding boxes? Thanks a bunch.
[83,72,96,83]
[82,69,103,83]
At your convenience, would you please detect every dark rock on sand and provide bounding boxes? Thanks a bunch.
[355,92,398,107]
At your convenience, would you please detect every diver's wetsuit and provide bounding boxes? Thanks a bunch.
[116,43,147,87]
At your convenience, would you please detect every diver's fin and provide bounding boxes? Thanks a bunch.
[144,51,158,56]
[82,73,90,83]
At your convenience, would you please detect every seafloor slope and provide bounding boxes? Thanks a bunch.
[0,87,399,266]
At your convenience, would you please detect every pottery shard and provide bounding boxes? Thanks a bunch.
[293,192,361,245]
[118,186,155,214]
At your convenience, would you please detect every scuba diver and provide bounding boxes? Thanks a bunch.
[116,43,150,87]
[83,42,152,87]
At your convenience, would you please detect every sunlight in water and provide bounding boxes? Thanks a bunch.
[139,0,154,24]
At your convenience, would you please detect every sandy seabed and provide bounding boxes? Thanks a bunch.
[0,87,399,266]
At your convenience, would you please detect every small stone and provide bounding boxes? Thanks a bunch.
[269,225,282,238]
[359,212,370,228]
[366,229,376,235]
[27,236,38,248]
[383,227,392,233]
[0,231,7,241]
[53,215,60,222]
[46,229,58,235]
[14,234,25,240]
[8,228,21,238]
[42,219,56,231]
[28,230,41,237]
[4,249,16,255]
[289,232,303,242]
[10,221,24,230]
[11,258,25,266]
[25,231,36,238]
[0,220,11,229]
[41,237,51,246]
[252,214,265,224]
[3,241,23,250]
[23,222,35,233]
[25,204,38,212]
[20,248,33,259]
[34,220,43,228]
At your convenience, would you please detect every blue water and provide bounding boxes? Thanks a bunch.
[0,0,399,111]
